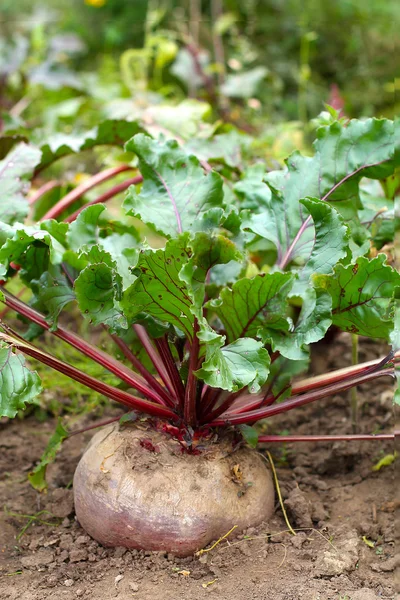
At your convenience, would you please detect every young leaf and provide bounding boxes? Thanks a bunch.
[208,272,293,343]
[314,254,400,338]
[74,262,127,331]
[28,421,68,492]
[0,143,42,225]
[0,345,42,418]
[123,134,224,237]
[196,335,270,393]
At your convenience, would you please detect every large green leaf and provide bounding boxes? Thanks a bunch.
[314,254,400,338]
[208,272,293,343]
[67,204,106,251]
[242,118,396,267]
[0,345,42,418]
[36,119,143,172]
[121,235,194,338]
[123,134,224,237]
[0,143,42,225]
[195,335,270,393]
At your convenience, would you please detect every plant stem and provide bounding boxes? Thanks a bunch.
[258,433,395,443]
[64,175,143,223]
[133,324,175,397]
[351,333,359,433]
[209,368,394,427]
[41,165,134,220]
[67,415,124,437]
[1,289,167,405]
[0,332,177,420]
[108,330,175,408]
[184,318,200,425]
[154,336,186,408]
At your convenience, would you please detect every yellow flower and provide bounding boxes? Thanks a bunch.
[85,0,106,7]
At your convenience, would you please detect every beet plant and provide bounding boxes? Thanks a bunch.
[0,116,398,556]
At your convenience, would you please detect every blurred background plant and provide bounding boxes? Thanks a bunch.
[1,0,398,137]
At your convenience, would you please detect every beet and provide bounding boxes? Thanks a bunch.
[73,424,275,557]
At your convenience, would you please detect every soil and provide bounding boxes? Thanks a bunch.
[0,333,398,600]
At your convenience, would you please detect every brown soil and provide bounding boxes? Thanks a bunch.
[0,333,397,600]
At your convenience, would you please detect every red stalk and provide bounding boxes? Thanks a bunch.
[108,331,176,408]
[4,335,177,420]
[64,175,143,223]
[258,433,395,443]
[184,319,200,425]
[41,165,134,220]
[199,386,222,418]
[209,368,394,427]
[133,324,175,397]
[28,180,60,205]
[1,290,167,406]
[154,336,186,407]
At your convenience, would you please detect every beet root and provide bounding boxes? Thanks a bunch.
[73,424,275,556]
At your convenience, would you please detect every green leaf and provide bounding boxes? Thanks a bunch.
[268,288,332,360]
[390,305,400,405]
[208,272,293,343]
[314,254,400,338]
[0,143,42,225]
[291,197,349,294]
[196,336,270,393]
[67,204,106,251]
[121,235,194,339]
[220,67,268,99]
[0,345,42,418]
[36,119,143,172]
[74,262,127,331]
[123,134,224,238]
[0,223,66,282]
[28,421,68,492]
[180,232,242,307]
[242,118,396,263]
[239,424,259,448]
[31,271,75,330]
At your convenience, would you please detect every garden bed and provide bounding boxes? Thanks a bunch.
[0,334,396,600]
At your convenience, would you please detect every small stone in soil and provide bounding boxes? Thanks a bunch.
[69,548,88,563]
[20,550,54,568]
[64,579,74,587]
[129,582,139,592]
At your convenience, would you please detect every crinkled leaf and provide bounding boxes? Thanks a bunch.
[0,345,42,418]
[28,421,68,492]
[314,254,400,338]
[121,236,194,338]
[195,336,270,393]
[0,143,42,224]
[100,234,139,291]
[208,272,293,343]
[74,262,127,331]
[242,118,396,264]
[36,119,143,172]
[180,233,242,307]
[291,198,349,294]
[123,134,224,237]
[267,288,332,360]
[0,223,67,282]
